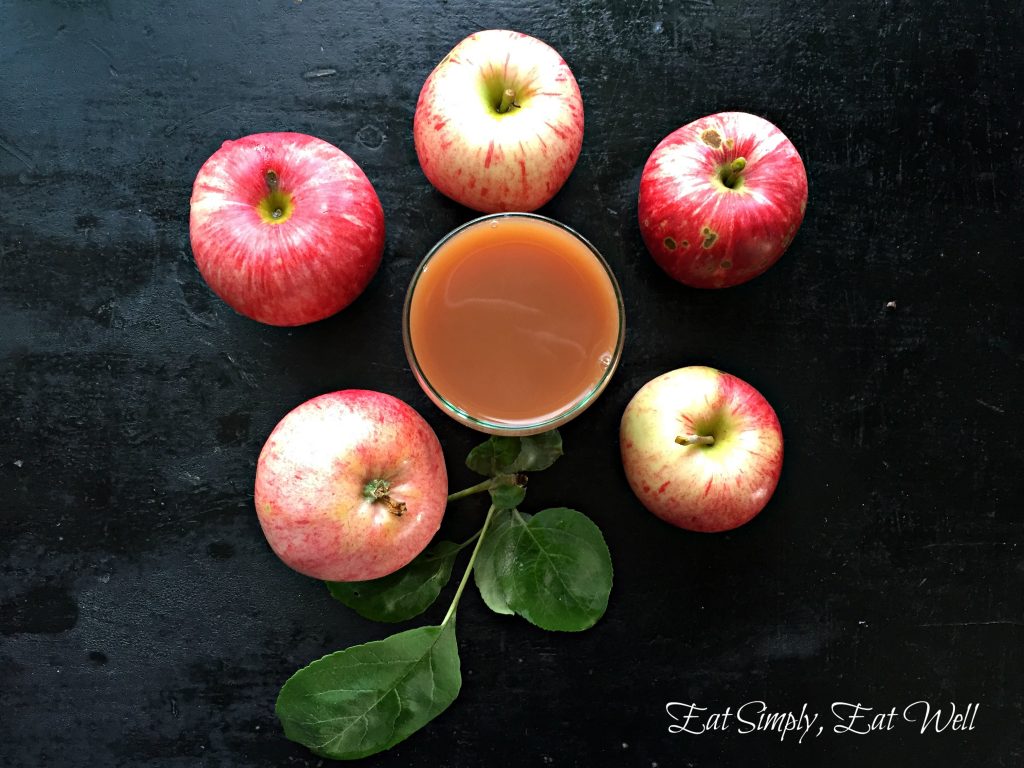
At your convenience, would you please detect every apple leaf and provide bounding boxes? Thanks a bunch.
[507,431,563,473]
[498,508,612,632]
[488,478,527,511]
[325,541,461,623]
[465,430,563,477]
[472,509,522,615]
[276,622,460,761]
[465,436,521,476]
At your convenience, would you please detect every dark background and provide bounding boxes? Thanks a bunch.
[2,0,1021,765]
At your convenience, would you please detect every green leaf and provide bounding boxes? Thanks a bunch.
[488,479,526,511]
[465,436,521,476]
[464,431,564,478]
[276,622,461,761]
[507,431,563,473]
[325,541,461,623]
[472,509,523,615]
[500,508,612,632]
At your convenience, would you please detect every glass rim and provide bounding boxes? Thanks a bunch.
[402,211,626,436]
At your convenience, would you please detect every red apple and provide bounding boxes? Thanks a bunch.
[189,132,385,326]
[413,29,584,213]
[638,112,807,288]
[620,366,783,532]
[254,390,448,581]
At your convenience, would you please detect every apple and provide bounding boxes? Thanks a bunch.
[189,132,385,326]
[620,366,783,532]
[413,29,584,213]
[254,390,448,581]
[638,111,808,289]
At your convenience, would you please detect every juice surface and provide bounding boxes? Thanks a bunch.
[408,216,621,426]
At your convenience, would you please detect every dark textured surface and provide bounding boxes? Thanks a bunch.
[1,0,1021,765]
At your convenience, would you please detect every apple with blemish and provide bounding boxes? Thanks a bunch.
[413,29,584,213]
[254,390,448,581]
[190,132,384,326]
[638,111,808,288]
[620,366,783,532]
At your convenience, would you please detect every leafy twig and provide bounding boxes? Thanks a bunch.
[278,429,613,760]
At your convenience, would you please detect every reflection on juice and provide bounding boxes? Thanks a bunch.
[407,214,623,430]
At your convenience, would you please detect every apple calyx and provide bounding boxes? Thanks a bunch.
[720,157,747,189]
[258,168,294,224]
[675,434,716,447]
[497,87,517,114]
[363,478,407,517]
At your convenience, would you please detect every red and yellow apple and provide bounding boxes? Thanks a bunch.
[254,390,448,582]
[638,111,808,288]
[620,366,783,532]
[189,132,385,326]
[413,29,584,213]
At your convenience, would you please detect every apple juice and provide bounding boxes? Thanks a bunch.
[405,214,623,433]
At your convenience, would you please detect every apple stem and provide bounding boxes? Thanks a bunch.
[497,88,516,114]
[263,170,286,218]
[378,495,406,516]
[364,478,407,517]
[723,157,746,188]
[675,434,715,446]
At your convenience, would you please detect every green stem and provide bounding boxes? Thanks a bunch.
[497,88,515,114]
[447,478,495,502]
[723,157,746,188]
[442,505,496,626]
[456,528,482,551]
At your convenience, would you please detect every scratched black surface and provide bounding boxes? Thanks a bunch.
[1,0,1021,766]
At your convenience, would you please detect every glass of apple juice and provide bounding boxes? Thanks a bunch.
[403,212,625,436]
